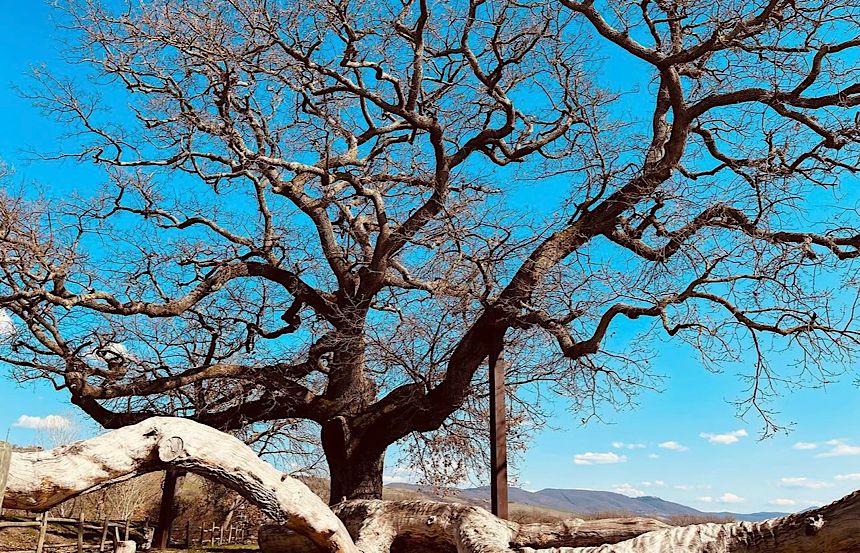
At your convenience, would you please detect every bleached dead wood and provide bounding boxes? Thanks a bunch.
[2,417,357,553]
[259,500,668,553]
[6,417,860,553]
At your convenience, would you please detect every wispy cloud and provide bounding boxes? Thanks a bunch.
[612,483,645,497]
[675,484,711,491]
[718,493,745,504]
[699,429,747,445]
[792,442,818,450]
[641,480,665,487]
[648,453,659,459]
[768,498,796,507]
[612,441,646,450]
[835,473,860,481]
[816,439,860,458]
[14,415,71,430]
[383,466,417,484]
[696,496,713,503]
[780,477,832,489]
[574,452,627,465]
[658,441,688,452]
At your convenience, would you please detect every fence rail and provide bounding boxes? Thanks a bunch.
[1,512,253,552]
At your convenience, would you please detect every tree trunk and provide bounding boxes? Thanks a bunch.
[322,418,384,503]
[152,469,181,550]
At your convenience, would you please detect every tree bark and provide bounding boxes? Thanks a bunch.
[152,469,181,550]
[322,418,384,503]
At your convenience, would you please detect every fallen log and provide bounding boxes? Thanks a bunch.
[5,417,860,553]
[259,500,669,553]
[2,417,356,553]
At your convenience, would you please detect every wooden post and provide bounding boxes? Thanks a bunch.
[99,519,110,552]
[227,524,234,544]
[488,339,508,519]
[184,521,190,548]
[219,524,224,545]
[78,510,85,553]
[124,518,130,541]
[199,524,204,545]
[35,511,49,553]
[153,470,181,550]
[0,441,11,510]
[209,522,216,545]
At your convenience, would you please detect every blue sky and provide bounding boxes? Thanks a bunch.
[3,1,860,516]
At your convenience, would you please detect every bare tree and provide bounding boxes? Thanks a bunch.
[2,0,860,502]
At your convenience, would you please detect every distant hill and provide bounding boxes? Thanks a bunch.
[386,484,787,522]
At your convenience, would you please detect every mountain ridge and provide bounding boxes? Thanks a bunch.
[386,483,787,522]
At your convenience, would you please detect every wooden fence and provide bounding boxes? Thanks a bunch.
[0,513,140,553]
[0,513,253,552]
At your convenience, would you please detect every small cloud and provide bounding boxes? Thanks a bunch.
[816,439,860,458]
[768,498,797,507]
[383,466,416,484]
[718,493,745,504]
[658,441,688,452]
[700,429,747,445]
[793,442,818,450]
[14,415,71,430]
[697,496,713,503]
[647,453,659,459]
[574,452,627,465]
[834,473,860,481]
[612,441,646,450]
[780,477,832,489]
[675,484,711,491]
[612,483,645,497]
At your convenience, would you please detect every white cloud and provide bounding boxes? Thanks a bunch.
[700,429,748,445]
[718,493,745,504]
[612,441,646,450]
[640,480,665,488]
[768,498,797,507]
[780,477,832,489]
[612,483,645,497]
[816,439,860,458]
[383,466,417,485]
[0,309,16,336]
[676,484,712,491]
[574,452,627,465]
[793,442,818,450]
[658,441,688,452]
[647,453,659,459]
[697,496,713,503]
[835,473,860,481]
[14,415,71,430]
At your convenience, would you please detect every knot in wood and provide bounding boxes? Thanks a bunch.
[157,436,186,463]
[426,516,437,526]
[804,514,825,535]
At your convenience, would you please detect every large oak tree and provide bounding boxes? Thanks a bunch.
[2,0,860,501]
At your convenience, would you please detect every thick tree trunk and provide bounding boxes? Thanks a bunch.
[322,419,384,503]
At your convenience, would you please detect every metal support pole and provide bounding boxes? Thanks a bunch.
[488,339,508,519]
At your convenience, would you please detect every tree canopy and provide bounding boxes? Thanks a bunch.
[2,0,860,500]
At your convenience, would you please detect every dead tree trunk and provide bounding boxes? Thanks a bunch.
[2,417,358,553]
[7,417,860,553]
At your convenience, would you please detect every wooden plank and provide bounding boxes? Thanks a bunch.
[488,341,509,519]
[0,441,10,511]
[35,512,49,553]
[98,519,109,552]
[0,521,42,528]
[77,511,85,553]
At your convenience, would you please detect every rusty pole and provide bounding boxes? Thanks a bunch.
[488,339,508,519]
